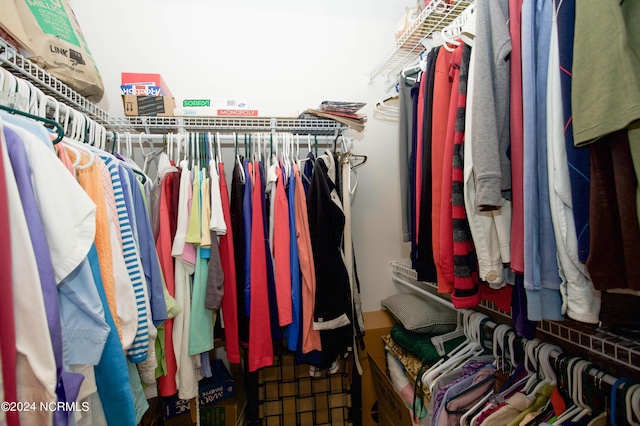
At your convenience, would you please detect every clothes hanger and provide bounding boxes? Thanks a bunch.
[423,311,486,392]
[216,132,223,167]
[58,103,71,139]
[61,138,96,170]
[422,312,477,388]
[15,78,31,113]
[610,377,634,426]
[632,384,640,424]
[126,132,133,158]
[207,132,214,166]
[97,123,107,151]
[461,325,519,426]
[431,311,466,357]
[166,132,173,162]
[553,357,585,424]
[68,109,80,141]
[582,369,609,426]
[0,104,65,144]
[43,95,95,167]
[234,132,245,183]
[570,363,600,423]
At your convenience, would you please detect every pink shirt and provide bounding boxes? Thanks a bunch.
[293,164,322,354]
[431,48,454,293]
[509,0,525,273]
[248,162,273,372]
[273,166,292,326]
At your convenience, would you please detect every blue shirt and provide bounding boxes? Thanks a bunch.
[522,0,563,321]
[242,159,253,317]
[556,0,590,263]
[126,167,168,326]
[98,153,149,362]
[87,244,137,426]
[285,169,301,351]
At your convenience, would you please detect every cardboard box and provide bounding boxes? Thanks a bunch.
[122,94,175,117]
[369,355,412,426]
[121,72,173,97]
[360,310,395,426]
[163,359,235,419]
[199,386,247,426]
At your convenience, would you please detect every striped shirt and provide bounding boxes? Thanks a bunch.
[99,153,149,363]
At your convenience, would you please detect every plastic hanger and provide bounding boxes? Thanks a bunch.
[570,363,599,423]
[62,138,96,170]
[432,311,465,357]
[0,104,65,144]
[631,383,640,424]
[216,132,222,166]
[552,357,584,424]
[15,78,31,113]
[423,311,485,392]
[610,377,634,426]
[234,132,245,184]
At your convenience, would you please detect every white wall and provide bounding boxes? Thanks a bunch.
[69,0,413,312]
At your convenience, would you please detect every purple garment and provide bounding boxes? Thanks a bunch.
[242,159,252,317]
[437,366,496,426]
[125,167,169,325]
[431,359,494,423]
[5,126,83,426]
[512,273,537,340]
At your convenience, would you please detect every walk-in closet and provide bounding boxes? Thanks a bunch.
[0,0,639,425]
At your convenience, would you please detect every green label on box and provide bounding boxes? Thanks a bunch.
[183,99,211,107]
[200,406,225,426]
[26,0,80,47]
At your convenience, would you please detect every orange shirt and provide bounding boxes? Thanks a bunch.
[74,151,122,340]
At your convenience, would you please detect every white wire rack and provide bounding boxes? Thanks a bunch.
[389,261,640,374]
[368,0,474,82]
[107,116,347,136]
[0,38,347,136]
[0,38,111,124]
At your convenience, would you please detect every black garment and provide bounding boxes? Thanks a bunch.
[230,157,248,346]
[410,80,421,268]
[399,73,415,243]
[416,47,440,283]
[302,152,315,195]
[307,154,352,368]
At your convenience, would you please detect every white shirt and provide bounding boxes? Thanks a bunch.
[546,13,600,324]
[209,159,227,235]
[1,122,56,407]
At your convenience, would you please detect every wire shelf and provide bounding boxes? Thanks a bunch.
[368,0,473,82]
[0,39,111,124]
[389,261,640,374]
[107,116,346,135]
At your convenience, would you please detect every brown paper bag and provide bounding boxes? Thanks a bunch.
[0,0,105,102]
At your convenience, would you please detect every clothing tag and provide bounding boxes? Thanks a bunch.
[493,370,510,394]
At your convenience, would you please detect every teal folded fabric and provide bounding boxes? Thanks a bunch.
[391,323,466,364]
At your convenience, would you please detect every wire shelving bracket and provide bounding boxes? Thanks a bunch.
[368,0,474,83]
